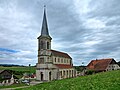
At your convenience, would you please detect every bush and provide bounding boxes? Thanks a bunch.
[85,70,95,75]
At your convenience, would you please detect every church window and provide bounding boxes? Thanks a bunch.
[43,41,46,49]
[64,59,66,63]
[47,57,49,61]
[40,58,44,64]
[63,71,65,76]
[40,41,44,49]
[61,59,63,63]
[60,71,62,77]
[55,58,56,62]
[68,60,69,63]
[47,42,49,49]
[58,58,60,62]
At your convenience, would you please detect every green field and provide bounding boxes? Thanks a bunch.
[0,66,36,73]
[0,83,27,89]
[17,70,120,90]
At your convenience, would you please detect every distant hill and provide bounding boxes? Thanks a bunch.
[0,64,25,67]
[17,70,120,90]
[0,66,36,73]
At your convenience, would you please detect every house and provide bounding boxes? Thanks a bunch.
[36,6,77,81]
[0,70,18,85]
[87,58,120,72]
[0,70,12,80]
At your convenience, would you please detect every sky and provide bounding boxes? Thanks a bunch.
[0,0,120,66]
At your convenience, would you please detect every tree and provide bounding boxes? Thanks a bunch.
[117,61,120,66]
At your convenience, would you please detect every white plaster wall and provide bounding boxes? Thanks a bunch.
[52,56,71,65]
[106,64,120,71]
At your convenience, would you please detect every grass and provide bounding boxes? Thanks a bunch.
[0,83,27,89]
[0,66,36,73]
[16,70,120,90]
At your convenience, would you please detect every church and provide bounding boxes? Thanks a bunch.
[36,7,77,81]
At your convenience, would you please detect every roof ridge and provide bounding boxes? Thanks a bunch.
[51,49,68,54]
[51,49,72,59]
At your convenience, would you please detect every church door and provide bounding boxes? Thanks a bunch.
[41,72,43,81]
[49,72,51,81]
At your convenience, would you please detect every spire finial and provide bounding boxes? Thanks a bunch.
[44,5,46,8]
[44,5,46,10]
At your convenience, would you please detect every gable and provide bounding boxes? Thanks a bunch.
[0,70,12,79]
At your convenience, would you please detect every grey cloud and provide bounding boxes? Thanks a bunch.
[0,0,120,65]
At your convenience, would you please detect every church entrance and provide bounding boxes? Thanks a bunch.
[41,72,43,81]
[49,72,52,81]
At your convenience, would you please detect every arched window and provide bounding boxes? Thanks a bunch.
[40,41,43,49]
[61,59,63,63]
[55,58,56,62]
[58,58,60,62]
[47,42,49,49]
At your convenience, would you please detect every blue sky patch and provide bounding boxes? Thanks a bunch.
[0,48,19,53]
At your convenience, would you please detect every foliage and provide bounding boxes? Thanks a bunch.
[74,66,86,72]
[117,61,120,66]
[16,70,120,90]
[0,75,3,82]
[85,70,95,75]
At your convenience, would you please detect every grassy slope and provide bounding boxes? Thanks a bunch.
[0,83,27,89]
[17,70,120,90]
[0,66,36,73]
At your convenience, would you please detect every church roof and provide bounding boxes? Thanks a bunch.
[55,64,73,69]
[87,58,116,71]
[51,50,72,59]
[38,6,51,39]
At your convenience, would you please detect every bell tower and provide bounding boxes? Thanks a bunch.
[37,6,52,64]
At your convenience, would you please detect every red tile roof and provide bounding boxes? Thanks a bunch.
[55,64,73,69]
[51,50,72,59]
[87,58,115,71]
[0,70,4,74]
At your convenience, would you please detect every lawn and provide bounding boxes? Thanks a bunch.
[17,70,120,90]
[0,83,27,89]
[0,66,36,73]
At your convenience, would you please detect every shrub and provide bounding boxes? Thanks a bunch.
[85,70,95,75]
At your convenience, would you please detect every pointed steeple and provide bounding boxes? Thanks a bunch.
[38,5,52,39]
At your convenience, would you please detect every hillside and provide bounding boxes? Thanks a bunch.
[17,70,120,90]
[0,66,36,73]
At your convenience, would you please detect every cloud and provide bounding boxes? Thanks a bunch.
[0,0,120,66]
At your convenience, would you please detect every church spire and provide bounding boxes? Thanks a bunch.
[38,5,51,40]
